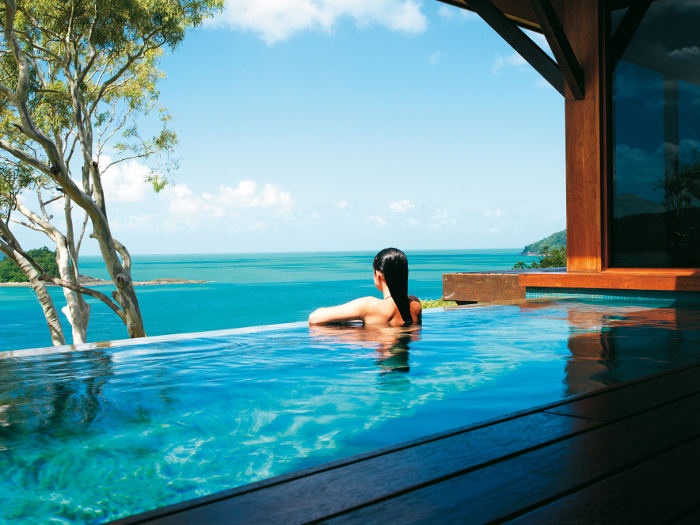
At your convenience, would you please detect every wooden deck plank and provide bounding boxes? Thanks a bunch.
[321,394,700,524]
[505,438,700,524]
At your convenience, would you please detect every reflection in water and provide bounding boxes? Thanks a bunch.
[560,303,700,396]
[0,348,114,447]
[308,324,421,375]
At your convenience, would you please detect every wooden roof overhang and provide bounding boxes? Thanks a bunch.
[437,0,584,99]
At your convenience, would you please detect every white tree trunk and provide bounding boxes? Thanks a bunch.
[56,240,90,344]
[0,241,65,346]
[15,200,91,344]
[25,266,66,347]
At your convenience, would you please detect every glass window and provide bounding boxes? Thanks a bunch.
[610,1,700,267]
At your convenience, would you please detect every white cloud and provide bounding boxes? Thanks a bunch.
[669,45,700,60]
[491,31,551,75]
[483,208,504,218]
[214,0,427,44]
[368,215,388,228]
[220,180,293,208]
[100,159,153,203]
[336,200,349,209]
[431,208,456,228]
[167,180,293,220]
[491,52,527,75]
[389,199,414,213]
[437,4,477,21]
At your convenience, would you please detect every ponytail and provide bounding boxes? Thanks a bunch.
[373,248,413,326]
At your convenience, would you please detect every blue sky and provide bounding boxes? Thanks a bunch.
[82,1,565,254]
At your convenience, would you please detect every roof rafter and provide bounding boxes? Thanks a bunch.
[454,0,565,97]
[530,0,584,100]
[611,0,652,64]
[438,0,590,99]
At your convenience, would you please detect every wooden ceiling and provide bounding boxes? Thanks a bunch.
[437,0,543,32]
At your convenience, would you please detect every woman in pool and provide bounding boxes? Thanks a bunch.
[308,247,422,326]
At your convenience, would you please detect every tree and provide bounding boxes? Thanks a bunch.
[0,160,66,344]
[514,245,567,269]
[0,0,223,343]
[0,245,59,281]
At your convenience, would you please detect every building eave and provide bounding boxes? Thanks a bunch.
[437,0,543,32]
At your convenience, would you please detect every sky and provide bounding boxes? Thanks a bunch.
[24,0,566,255]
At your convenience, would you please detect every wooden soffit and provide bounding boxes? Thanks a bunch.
[438,0,585,99]
[439,0,541,31]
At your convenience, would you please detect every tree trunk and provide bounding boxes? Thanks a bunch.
[15,200,92,344]
[0,243,65,346]
[97,228,146,338]
[28,271,66,347]
[0,218,66,345]
[56,240,90,344]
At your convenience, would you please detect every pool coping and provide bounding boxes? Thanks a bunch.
[4,290,697,361]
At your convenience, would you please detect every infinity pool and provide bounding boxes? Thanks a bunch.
[2,297,700,523]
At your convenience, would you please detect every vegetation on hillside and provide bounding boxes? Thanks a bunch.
[521,230,566,255]
[514,246,567,269]
[0,247,59,282]
[515,230,567,269]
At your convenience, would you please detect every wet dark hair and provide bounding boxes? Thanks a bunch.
[373,247,412,326]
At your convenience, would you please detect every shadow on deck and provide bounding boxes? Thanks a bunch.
[112,362,700,524]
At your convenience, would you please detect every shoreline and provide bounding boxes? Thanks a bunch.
[0,278,207,288]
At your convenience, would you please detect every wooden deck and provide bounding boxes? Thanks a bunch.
[112,363,700,524]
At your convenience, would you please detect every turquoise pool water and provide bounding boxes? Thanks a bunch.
[2,297,700,523]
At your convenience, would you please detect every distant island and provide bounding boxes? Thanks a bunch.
[521,230,566,255]
[0,247,207,286]
[0,276,207,287]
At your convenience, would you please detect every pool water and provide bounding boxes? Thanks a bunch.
[1,298,700,523]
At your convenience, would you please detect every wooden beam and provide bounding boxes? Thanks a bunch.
[466,0,565,96]
[530,0,585,100]
[611,0,652,64]
[561,0,602,272]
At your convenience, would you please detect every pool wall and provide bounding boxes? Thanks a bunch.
[443,270,700,304]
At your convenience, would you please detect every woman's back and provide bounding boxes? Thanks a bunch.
[307,248,422,327]
[309,294,421,327]
[361,296,422,327]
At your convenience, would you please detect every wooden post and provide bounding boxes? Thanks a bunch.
[561,0,603,272]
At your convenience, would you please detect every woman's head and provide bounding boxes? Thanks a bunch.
[373,248,411,324]
[373,248,408,284]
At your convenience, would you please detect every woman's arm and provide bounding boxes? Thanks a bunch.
[308,297,373,325]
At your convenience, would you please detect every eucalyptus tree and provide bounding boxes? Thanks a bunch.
[0,0,223,342]
[0,161,66,345]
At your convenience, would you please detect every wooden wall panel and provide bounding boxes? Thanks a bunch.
[520,270,700,292]
[443,273,526,303]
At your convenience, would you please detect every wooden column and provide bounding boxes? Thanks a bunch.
[560,0,603,272]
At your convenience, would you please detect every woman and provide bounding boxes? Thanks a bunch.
[308,248,422,326]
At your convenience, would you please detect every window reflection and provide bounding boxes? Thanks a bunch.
[610,0,700,267]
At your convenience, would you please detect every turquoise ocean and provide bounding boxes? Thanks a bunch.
[0,249,536,352]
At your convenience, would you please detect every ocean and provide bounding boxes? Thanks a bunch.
[0,249,536,352]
